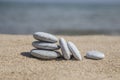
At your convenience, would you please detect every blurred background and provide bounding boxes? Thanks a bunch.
[0,0,120,35]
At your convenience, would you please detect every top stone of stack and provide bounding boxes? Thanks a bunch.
[33,32,58,43]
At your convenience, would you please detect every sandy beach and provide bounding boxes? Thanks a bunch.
[0,34,120,80]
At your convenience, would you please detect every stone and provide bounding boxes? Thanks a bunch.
[86,51,105,60]
[32,41,60,50]
[33,32,58,43]
[31,49,61,59]
[59,38,71,60]
[67,41,82,60]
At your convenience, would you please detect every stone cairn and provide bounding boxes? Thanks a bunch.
[30,32,105,60]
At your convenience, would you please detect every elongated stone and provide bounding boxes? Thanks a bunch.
[86,51,105,60]
[67,41,82,60]
[32,41,60,50]
[33,32,58,43]
[59,38,71,60]
[31,49,61,59]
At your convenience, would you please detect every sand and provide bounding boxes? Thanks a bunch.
[0,34,120,80]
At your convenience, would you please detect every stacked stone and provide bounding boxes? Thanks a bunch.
[31,32,61,59]
[30,32,105,60]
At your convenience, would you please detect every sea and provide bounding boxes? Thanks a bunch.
[0,2,120,35]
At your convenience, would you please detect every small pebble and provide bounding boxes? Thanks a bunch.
[67,41,82,60]
[32,41,60,50]
[86,51,105,60]
[33,32,58,43]
[31,49,61,59]
[59,38,71,60]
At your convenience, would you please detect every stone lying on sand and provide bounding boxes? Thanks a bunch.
[59,38,71,60]
[67,41,82,60]
[86,51,105,60]
[31,49,61,59]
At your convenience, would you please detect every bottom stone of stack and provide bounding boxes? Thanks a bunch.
[30,49,61,59]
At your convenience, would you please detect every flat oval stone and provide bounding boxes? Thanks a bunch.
[33,32,58,43]
[67,41,82,60]
[86,51,105,60]
[59,38,71,60]
[32,41,60,50]
[31,49,61,59]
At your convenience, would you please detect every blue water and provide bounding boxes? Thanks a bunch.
[0,2,120,35]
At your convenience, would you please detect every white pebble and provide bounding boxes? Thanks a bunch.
[59,38,71,60]
[32,41,60,50]
[86,51,105,60]
[33,32,58,43]
[31,49,61,59]
[67,41,82,60]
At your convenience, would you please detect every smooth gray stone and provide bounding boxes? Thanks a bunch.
[31,49,61,59]
[32,41,60,50]
[33,32,58,43]
[86,51,105,60]
[67,41,82,60]
[59,38,71,60]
